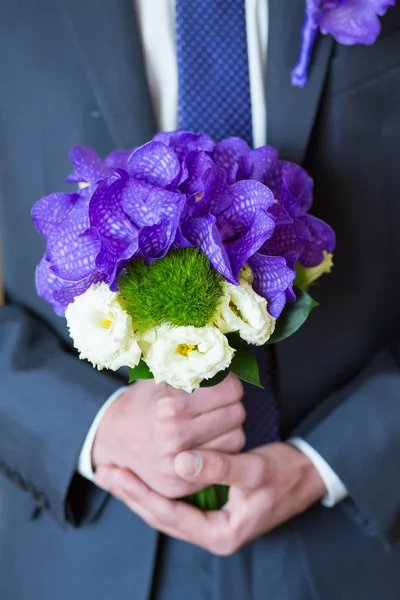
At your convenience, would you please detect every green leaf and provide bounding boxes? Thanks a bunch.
[200,368,230,388]
[268,289,319,345]
[228,332,263,388]
[128,361,154,383]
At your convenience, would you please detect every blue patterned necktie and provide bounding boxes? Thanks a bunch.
[176,0,253,145]
[175,0,280,446]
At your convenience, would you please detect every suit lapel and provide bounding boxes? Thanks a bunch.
[55,0,156,149]
[267,0,334,164]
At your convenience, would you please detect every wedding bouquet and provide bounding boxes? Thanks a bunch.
[32,130,335,507]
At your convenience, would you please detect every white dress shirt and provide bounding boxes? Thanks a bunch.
[78,0,348,508]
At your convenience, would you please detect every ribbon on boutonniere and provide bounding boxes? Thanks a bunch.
[291,0,396,88]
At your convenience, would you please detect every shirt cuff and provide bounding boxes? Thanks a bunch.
[77,387,128,482]
[287,437,349,507]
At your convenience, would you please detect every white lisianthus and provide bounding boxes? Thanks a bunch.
[238,264,254,284]
[214,277,276,346]
[65,282,141,371]
[140,324,234,393]
[295,251,334,288]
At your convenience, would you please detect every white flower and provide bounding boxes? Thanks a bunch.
[296,251,334,288]
[141,324,234,393]
[214,277,276,346]
[238,264,254,284]
[65,282,141,371]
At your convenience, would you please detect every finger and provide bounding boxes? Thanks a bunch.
[189,373,244,416]
[189,402,246,447]
[155,374,243,422]
[94,465,115,490]
[101,467,230,551]
[200,427,246,454]
[174,450,269,490]
[96,467,164,527]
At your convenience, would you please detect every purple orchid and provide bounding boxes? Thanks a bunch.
[155,136,293,313]
[211,137,335,266]
[292,0,395,88]
[206,137,336,314]
[33,146,186,314]
[66,145,133,185]
[153,130,215,161]
[33,130,335,320]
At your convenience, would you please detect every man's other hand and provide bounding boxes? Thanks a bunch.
[95,443,326,555]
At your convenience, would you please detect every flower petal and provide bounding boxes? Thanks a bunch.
[268,203,293,226]
[248,253,296,318]
[46,197,100,282]
[104,148,134,171]
[68,146,112,183]
[127,141,182,188]
[120,177,185,259]
[86,229,137,285]
[153,130,215,161]
[135,222,173,260]
[299,214,336,267]
[280,162,314,217]
[35,257,68,315]
[32,192,79,236]
[53,271,105,307]
[88,174,141,281]
[179,150,214,196]
[267,292,287,319]
[121,177,184,227]
[225,209,275,277]
[318,0,393,45]
[191,162,233,218]
[89,174,137,242]
[247,145,280,185]
[182,214,236,283]
[213,137,251,184]
[217,180,275,241]
[261,218,311,263]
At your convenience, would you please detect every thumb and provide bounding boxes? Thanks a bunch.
[174,450,267,490]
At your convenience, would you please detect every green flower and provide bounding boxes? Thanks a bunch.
[117,248,225,334]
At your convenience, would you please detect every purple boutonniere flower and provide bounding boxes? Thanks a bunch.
[292,0,395,88]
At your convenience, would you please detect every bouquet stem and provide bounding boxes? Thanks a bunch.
[186,485,229,510]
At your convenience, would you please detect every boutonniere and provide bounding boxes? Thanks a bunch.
[292,0,395,87]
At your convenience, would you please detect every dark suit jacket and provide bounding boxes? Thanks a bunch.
[1,1,400,599]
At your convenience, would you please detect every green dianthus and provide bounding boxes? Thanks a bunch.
[117,248,225,334]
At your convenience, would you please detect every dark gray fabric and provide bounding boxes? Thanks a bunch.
[1,0,400,598]
[295,344,400,544]
[151,508,400,600]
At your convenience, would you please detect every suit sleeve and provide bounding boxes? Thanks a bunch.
[0,304,123,527]
[293,339,400,544]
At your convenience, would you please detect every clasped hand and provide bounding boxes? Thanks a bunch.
[92,374,246,499]
[93,376,326,555]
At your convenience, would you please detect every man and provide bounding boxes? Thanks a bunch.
[1,1,400,599]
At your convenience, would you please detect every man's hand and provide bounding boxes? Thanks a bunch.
[92,374,245,499]
[94,443,327,555]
